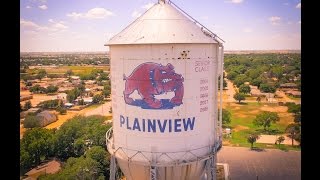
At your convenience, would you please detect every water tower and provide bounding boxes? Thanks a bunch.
[106,0,224,179]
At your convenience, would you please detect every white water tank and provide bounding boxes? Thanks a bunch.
[106,1,223,180]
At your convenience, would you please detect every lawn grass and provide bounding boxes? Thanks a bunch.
[223,101,300,150]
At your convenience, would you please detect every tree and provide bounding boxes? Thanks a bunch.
[226,71,238,80]
[23,114,40,128]
[46,85,59,94]
[276,136,285,148]
[233,74,250,87]
[287,103,301,115]
[39,157,105,180]
[102,83,111,98]
[256,96,261,103]
[67,88,81,103]
[38,99,61,109]
[253,111,280,131]
[247,133,260,149]
[56,106,67,115]
[98,72,109,81]
[85,146,110,177]
[294,112,301,123]
[219,108,231,126]
[239,84,251,94]
[285,123,300,146]
[53,115,110,160]
[93,94,104,104]
[259,83,276,93]
[65,69,74,77]
[20,128,55,169]
[250,77,263,87]
[233,92,246,103]
[37,69,47,81]
[218,76,227,90]
[23,100,32,110]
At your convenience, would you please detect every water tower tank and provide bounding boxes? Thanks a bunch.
[106,1,224,179]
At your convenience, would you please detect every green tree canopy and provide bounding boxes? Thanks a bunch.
[285,123,301,146]
[39,156,105,180]
[247,133,260,149]
[23,114,40,128]
[259,83,276,93]
[23,100,32,111]
[37,69,47,81]
[253,111,280,131]
[20,128,55,170]
[46,85,59,94]
[233,92,246,103]
[93,94,104,104]
[239,84,251,94]
[219,109,231,126]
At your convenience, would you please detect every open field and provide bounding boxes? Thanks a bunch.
[222,101,299,150]
[27,65,110,76]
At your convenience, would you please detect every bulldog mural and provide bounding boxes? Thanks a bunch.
[123,62,184,109]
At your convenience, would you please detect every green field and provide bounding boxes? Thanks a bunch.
[223,102,300,150]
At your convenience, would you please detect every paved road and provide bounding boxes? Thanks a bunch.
[85,101,112,117]
[217,146,301,180]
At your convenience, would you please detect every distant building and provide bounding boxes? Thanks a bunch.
[285,90,301,98]
[20,108,41,119]
[280,83,297,89]
[70,76,80,80]
[36,111,57,127]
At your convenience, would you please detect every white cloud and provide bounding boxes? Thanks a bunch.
[67,12,82,19]
[283,3,289,6]
[298,21,301,24]
[287,21,292,25]
[67,8,114,20]
[26,5,31,9]
[131,10,142,18]
[296,3,301,9]
[269,16,281,25]
[53,23,68,29]
[20,19,40,29]
[21,18,68,33]
[243,27,253,33]
[142,2,155,10]
[229,0,243,4]
[38,5,47,10]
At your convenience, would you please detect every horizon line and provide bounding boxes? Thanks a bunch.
[20,49,301,53]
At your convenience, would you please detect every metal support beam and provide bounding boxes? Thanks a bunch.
[110,155,116,180]
[206,154,216,180]
[150,166,157,180]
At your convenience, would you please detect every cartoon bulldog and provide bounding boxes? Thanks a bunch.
[123,62,184,109]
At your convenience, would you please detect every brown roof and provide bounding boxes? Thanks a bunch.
[25,160,61,178]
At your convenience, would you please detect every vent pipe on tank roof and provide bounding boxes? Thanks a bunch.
[159,0,169,4]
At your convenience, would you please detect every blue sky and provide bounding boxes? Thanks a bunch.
[20,0,301,52]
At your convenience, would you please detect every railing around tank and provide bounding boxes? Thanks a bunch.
[106,130,219,167]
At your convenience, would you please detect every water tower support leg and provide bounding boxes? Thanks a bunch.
[110,155,116,180]
[206,154,216,180]
[150,166,157,180]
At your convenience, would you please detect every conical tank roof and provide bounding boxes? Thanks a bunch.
[107,1,218,45]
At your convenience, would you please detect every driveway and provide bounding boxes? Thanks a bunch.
[217,146,300,180]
